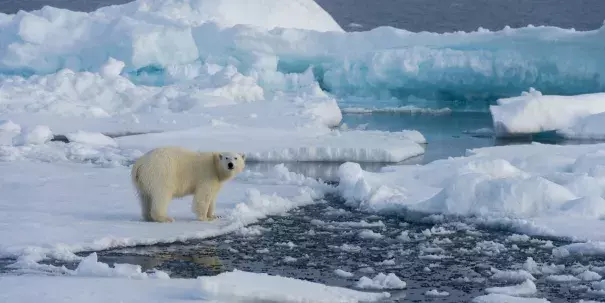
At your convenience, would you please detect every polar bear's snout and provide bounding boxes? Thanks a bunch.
[227,162,234,170]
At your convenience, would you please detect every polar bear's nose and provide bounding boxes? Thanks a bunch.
[228,162,234,170]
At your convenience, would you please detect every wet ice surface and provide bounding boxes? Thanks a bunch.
[31,194,605,302]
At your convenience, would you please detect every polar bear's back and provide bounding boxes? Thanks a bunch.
[132,146,218,198]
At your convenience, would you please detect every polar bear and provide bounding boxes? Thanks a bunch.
[131,146,246,223]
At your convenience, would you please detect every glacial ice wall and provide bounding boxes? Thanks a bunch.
[1,0,604,108]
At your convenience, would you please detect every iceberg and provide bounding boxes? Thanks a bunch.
[1,0,604,109]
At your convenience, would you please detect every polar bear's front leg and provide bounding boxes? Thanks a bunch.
[193,185,217,221]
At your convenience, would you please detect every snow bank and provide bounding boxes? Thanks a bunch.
[335,142,605,242]
[198,269,390,302]
[0,160,331,266]
[1,4,604,106]
[490,89,605,136]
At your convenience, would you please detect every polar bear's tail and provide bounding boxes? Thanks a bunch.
[131,158,143,188]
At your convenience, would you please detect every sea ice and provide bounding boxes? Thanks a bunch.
[335,142,605,244]
[355,272,406,290]
[0,269,389,303]
[485,279,537,296]
[198,269,390,303]
[490,89,605,136]
[0,160,329,266]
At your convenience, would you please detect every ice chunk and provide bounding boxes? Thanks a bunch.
[65,131,117,147]
[0,120,20,133]
[99,57,125,79]
[334,269,354,278]
[545,274,580,282]
[72,252,168,279]
[472,294,550,303]
[355,273,406,290]
[12,125,53,146]
[558,111,605,140]
[425,289,450,297]
[485,279,537,296]
[490,89,605,136]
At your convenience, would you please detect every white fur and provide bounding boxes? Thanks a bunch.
[131,146,245,223]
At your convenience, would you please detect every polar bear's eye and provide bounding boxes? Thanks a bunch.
[235,157,238,160]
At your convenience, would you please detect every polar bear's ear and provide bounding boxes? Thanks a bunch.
[218,153,223,160]
[241,153,245,160]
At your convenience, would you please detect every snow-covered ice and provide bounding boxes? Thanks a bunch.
[485,279,537,296]
[490,88,605,137]
[0,160,330,265]
[558,111,605,140]
[199,269,389,302]
[0,269,389,303]
[355,272,406,290]
[336,142,605,243]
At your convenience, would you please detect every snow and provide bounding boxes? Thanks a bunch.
[0,269,389,303]
[0,160,330,265]
[490,89,605,137]
[199,269,389,302]
[335,142,605,243]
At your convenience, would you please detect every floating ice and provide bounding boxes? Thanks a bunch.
[334,142,605,243]
[558,111,605,140]
[472,294,550,303]
[490,89,605,136]
[0,160,329,265]
[485,279,537,296]
[0,268,389,303]
[355,273,406,290]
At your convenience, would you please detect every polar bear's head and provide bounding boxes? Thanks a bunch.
[217,152,246,176]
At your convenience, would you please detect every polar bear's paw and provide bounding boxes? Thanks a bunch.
[153,216,175,223]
